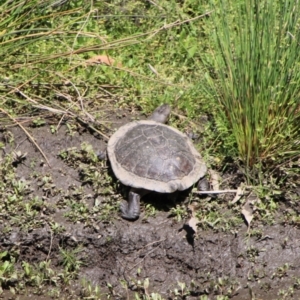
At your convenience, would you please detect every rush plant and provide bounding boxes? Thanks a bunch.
[205,0,300,178]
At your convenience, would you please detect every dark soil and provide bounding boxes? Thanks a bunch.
[1,111,300,300]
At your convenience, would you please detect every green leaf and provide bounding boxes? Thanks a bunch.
[187,44,197,58]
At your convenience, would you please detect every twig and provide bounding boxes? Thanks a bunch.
[97,85,116,97]
[146,0,164,10]
[194,189,238,194]
[53,73,95,123]
[46,228,54,261]
[147,11,213,39]
[143,238,166,248]
[76,117,110,141]
[171,110,202,128]
[0,107,51,167]
[129,242,162,272]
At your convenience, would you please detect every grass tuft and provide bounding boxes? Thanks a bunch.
[204,0,300,178]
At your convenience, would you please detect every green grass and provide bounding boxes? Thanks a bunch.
[0,0,213,119]
[1,0,300,298]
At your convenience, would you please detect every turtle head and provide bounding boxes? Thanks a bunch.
[148,104,171,124]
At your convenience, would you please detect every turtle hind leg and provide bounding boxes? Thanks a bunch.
[120,190,140,220]
[120,188,149,220]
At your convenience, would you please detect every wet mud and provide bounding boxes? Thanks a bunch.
[1,119,300,300]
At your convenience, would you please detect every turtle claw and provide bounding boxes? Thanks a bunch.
[120,201,131,219]
[120,191,140,220]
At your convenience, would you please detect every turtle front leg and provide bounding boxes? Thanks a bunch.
[197,176,209,191]
[120,188,149,220]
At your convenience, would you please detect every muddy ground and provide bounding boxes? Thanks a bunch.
[1,109,300,300]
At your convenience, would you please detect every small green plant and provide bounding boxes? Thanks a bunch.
[272,263,290,279]
[80,278,102,299]
[21,260,59,290]
[169,205,187,222]
[0,251,18,290]
[63,199,90,222]
[148,293,165,300]
[173,281,190,299]
[278,286,294,299]
[32,117,46,127]
[293,277,300,290]
[216,296,229,300]
[144,203,158,219]
[132,279,166,300]
[246,246,260,262]
[50,125,57,134]
[211,277,239,298]
[50,222,65,234]
[11,178,30,195]
[66,123,77,136]
[59,143,98,167]
[59,246,84,274]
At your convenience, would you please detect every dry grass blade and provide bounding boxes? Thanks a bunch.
[231,184,246,204]
[209,169,220,191]
[194,189,238,194]
[182,203,201,237]
[12,88,110,141]
[241,202,253,230]
[16,11,213,69]
[241,192,259,231]
[0,107,51,167]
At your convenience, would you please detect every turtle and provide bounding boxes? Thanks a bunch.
[107,104,207,220]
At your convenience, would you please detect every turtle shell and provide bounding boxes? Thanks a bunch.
[107,120,207,193]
